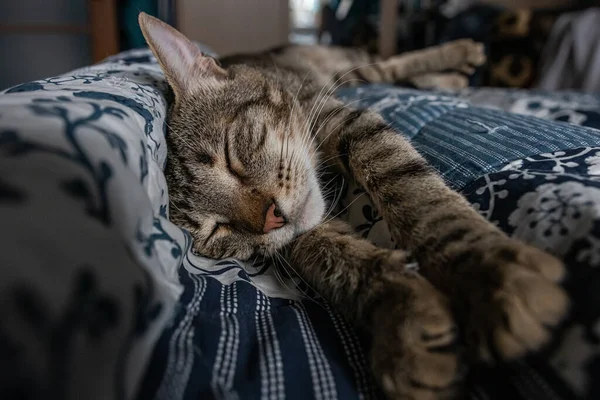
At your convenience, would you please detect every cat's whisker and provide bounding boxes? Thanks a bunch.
[316,153,348,172]
[317,153,344,167]
[301,74,339,141]
[304,59,381,133]
[310,98,368,156]
[274,269,298,298]
[308,114,357,161]
[278,118,288,168]
[325,180,345,220]
[272,252,313,301]
[275,251,323,304]
[321,188,341,202]
[271,259,296,297]
[321,192,365,228]
[280,74,309,171]
[285,129,289,161]
[287,196,346,249]
[165,121,197,152]
[317,178,337,191]
[168,200,188,219]
[314,97,365,135]
[322,186,342,202]
[301,60,383,144]
[304,79,365,145]
[300,76,346,146]
[323,200,338,222]
[304,94,363,159]
[278,135,285,170]
[313,109,392,162]
[288,70,311,124]
[305,186,358,236]
[307,103,351,149]
[249,252,261,270]
[288,71,312,149]
[270,255,297,295]
[319,174,340,195]
[301,91,371,173]
[318,179,342,223]
[320,189,339,203]
[301,78,363,148]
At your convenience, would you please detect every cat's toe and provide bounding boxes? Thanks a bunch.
[517,244,566,282]
[459,241,570,362]
[457,64,476,76]
[462,40,486,66]
[370,275,462,400]
[468,42,487,66]
[446,39,486,67]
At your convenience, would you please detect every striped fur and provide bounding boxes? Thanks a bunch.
[139,13,569,400]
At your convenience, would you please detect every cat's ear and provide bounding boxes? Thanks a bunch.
[138,12,227,98]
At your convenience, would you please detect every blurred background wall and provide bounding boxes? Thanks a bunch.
[0,0,323,89]
[178,0,290,56]
[0,0,91,89]
[1,0,597,91]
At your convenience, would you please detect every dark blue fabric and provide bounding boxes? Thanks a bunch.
[461,148,600,400]
[336,85,600,189]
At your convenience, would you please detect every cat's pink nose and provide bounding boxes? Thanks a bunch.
[264,203,286,233]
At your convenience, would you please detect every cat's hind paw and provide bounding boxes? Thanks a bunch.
[444,39,486,75]
[454,39,486,67]
[410,73,469,90]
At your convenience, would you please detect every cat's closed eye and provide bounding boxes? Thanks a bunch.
[224,139,247,181]
[206,222,231,243]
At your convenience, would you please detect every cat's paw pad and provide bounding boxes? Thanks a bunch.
[460,241,569,362]
[370,275,462,400]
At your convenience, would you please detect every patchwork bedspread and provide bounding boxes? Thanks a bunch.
[0,47,598,400]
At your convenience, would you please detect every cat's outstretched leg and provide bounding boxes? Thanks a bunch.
[312,98,569,391]
[334,39,486,88]
[286,220,461,400]
[379,39,486,81]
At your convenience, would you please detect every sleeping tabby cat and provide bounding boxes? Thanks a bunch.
[139,13,569,400]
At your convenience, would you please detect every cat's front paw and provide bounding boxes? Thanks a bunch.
[370,263,462,400]
[455,239,569,362]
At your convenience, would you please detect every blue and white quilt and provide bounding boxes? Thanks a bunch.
[0,47,598,400]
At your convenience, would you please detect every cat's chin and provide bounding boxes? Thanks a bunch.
[294,185,326,236]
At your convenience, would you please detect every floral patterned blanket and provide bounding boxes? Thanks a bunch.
[0,47,598,400]
[337,86,600,400]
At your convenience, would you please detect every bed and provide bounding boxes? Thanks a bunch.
[0,46,598,400]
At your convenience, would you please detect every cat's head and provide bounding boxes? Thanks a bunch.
[139,13,325,260]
